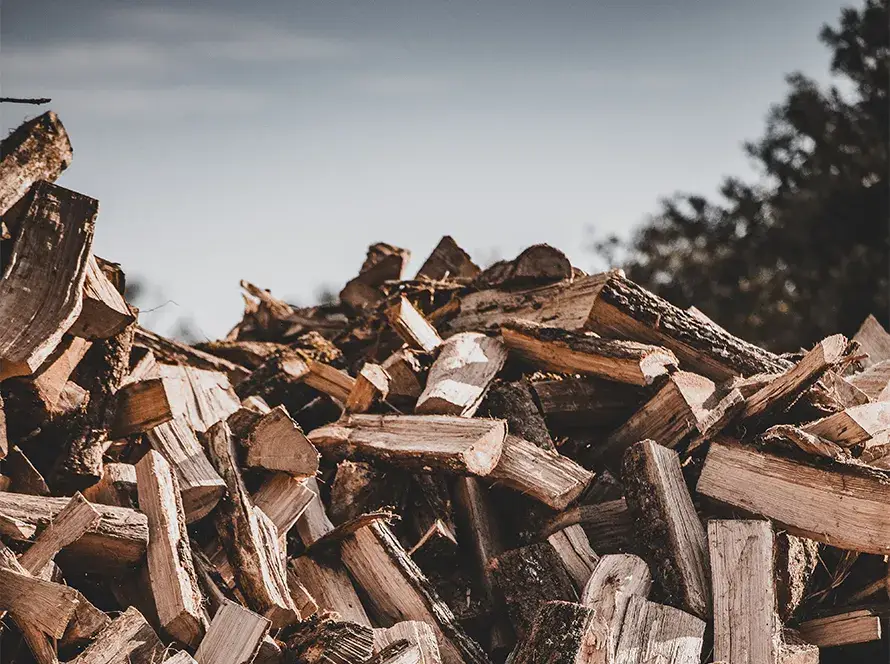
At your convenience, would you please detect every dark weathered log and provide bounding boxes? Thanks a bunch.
[475,244,572,290]
[530,376,644,429]
[511,601,601,664]
[416,235,480,283]
[69,607,164,664]
[286,612,375,664]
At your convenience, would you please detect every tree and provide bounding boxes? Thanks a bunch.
[595,0,888,352]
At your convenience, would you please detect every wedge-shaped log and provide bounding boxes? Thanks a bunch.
[802,402,890,447]
[0,568,80,638]
[531,376,643,428]
[69,255,135,339]
[381,348,427,404]
[69,607,164,664]
[341,522,490,664]
[386,296,443,352]
[136,450,208,647]
[614,596,705,664]
[204,422,299,627]
[7,445,50,496]
[308,414,506,476]
[475,244,572,289]
[252,472,316,542]
[373,621,441,664]
[709,520,779,664]
[194,600,271,664]
[797,608,882,647]
[0,182,96,380]
[415,332,507,416]
[511,601,602,664]
[134,327,249,385]
[288,556,371,627]
[146,418,225,522]
[501,319,677,386]
[698,440,890,555]
[303,360,356,403]
[853,314,890,368]
[239,405,319,478]
[0,111,72,217]
[24,335,92,416]
[83,463,137,508]
[0,492,147,566]
[623,440,710,618]
[346,363,391,413]
[849,359,890,400]
[547,526,600,590]
[416,235,479,282]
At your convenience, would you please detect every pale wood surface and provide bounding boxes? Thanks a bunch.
[797,608,882,647]
[374,621,442,664]
[346,363,391,413]
[295,477,335,546]
[134,326,249,385]
[70,607,164,664]
[288,555,371,626]
[18,492,100,575]
[0,567,79,638]
[252,472,315,540]
[194,600,271,664]
[613,596,705,664]
[241,405,319,478]
[540,499,635,554]
[853,314,890,368]
[386,296,443,352]
[848,359,890,400]
[82,462,137,508]
[157,364,241,433]
[28,335,92,413]
[547,525,600,590]
[802,401,890,446]
[7,445,50,496]
[69,254,135,339]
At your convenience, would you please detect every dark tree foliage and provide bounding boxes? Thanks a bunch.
[596,0,888,352]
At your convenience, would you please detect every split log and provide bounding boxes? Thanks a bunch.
[409,473,459,558]
[194,340,289,371]
[237,405,318,477]
[374,621,441,664]
[708,519,779,664]
[69,607,164,664]
[252,472,316,543]
[0,111,72,217]
[194,600,271,664]
[415,332,507,416]
[852,314,890,368]
[613,596,705,664]
[18,492,100,574]
[481,380,554,449]
[340,243,410,311]
[329,460,408,525]
[134,327,249,385]
[416,235,480,282]
[381,348,427,405]
[510,601,601,664]
[308,414,506,476]
[146,418,226,522]
[622,440,710,618]
[759,423,849,461]
[0,395,7,459]
[345,363,391,413]
[501,319,677,386]
[300,359,356,403]
[288,556,371,627]
[848,359,890,400]
[340,522,491,664]
[286,611,375,664]
[698,439,890,554]
[136,450,208,646]
[475,244,572,290]
[295,477,335,546]
[204,422,299,627]
[0,568,79,638]
[385,297,443,352]
[23,335,92,416]
[547,526,600,590]
[82,463,137,508]
[530,376,643,429]
[68,255,135,339]
[802,402,890,446]
[540,499,635,555]
[797,608,882,647]
[0,182,96,380]
[0,492,147,566]
[7,445,50,495]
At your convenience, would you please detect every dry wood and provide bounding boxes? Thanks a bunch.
[346,363,391,413]
[802,401,890,446]
[252,472,316,542]
[0,182,96,380]
[386,296,443,352]
[82,462,137,508]
[146,418,226,522]
[547,525,600,590]
[164,654,198,664]
[623,440,710,618]
[204,422,299,627]
[797,608,882,647]
[25,335,92,414]
[511,601,601,664]
[853,314,890,368]
[709,519,779,664]
[288,556,371,627]
[540,499,635,554]
[7,445,50,495]
[341,243,410,311]
[0,395,7,459]
[531,376,643,428]
[698,439,890,554]
[613,596,705,664]
[302,360,356,403]
[340,522,491,664]
[759,423,849,460]
[134,326,249,385]
[374,621,441,664]
[113,377,172,437]
[415,332,507,416]
[194,600,271,664]
[481,379,555,449]
[381,348,427,404]
[0,111,72,217]
[68,254,135,339]
[69,607,164,664]
[416,235,480,282]
[238,404,319,477]
[369,640,423,664]
[501,319,678,387]
[295,477,336,546]
[409,473,459,558]
[475,244,572,290]
[0,568,79,638]
[329,460,408,524]
[309,414,506,476]
[286,611,375,664]
[136,450,208,646]
[18,492,100,574]
[848,359,890,400]
[286,565,319,619]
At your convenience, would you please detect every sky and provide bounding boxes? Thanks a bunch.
[1,0,848,340]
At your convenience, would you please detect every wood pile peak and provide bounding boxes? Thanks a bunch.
[0,111,887,664]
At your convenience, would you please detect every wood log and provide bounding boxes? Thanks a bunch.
[802,402,890,447]
[698,439,890,554]
[302,360,356,403]
[340,522,491,664]
[340,242,410,311]
[0,111,72,217]
[622,440,710,618]
[69,607,164,664]
[797,608,882,647]
[23,335,92,416]
[540,499,635,555]
[68,254,135,339]
[547,526,600,590]
[82,462,137,508]
[475,244,572,290]
[374,621,441,664]
[136,450,208,646]
[385,296,443,352]
[237,404,318,478]
[501,319,678,387]
[288,556,371,627]
[415,332,507,416]
[329,460,408,524]
[0,182,96,380]
[416,235,480,282]
[848,359,890,400]
[510,601,601,664]
[853,314,890,368]
[252,472,315,542]
[408,473,459,558]
[0,568,79,638]
[708,519,779,664]
[146,418,226,522]
[134,327,249,385]
[286,565,319,619]
[346,363,391,413]
[0,395,7,459]
[530,376,643,429]
[381,348,427,405]
[481,379,555,449]
[0,492,147,566]
[308,414,506,476]
[759,423,850,461]
[295,477,335,546]
[194,600,271,664]
[18,492,100,574]
[7,445,50,495]
[286,611,375,664]
[613,596,705,664]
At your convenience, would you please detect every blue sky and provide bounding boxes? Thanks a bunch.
[1,1,847,339]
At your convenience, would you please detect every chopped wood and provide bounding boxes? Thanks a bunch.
[530,376,643,428]
[408,473,459,558]
[510,601,602,664]
[547,525,600,590]
[0,568,79,638]
[341,243,410,311]
[0,182,96,380]
[698,439,890,554]
[82,462,137,508]
[286,611,375,664]
[295,477,336,546]
[303,360,356,403]
[475,244,572,290]
[329,460,408,524]
[613,596,705,664]
[374,621,441,664]
[622,440,710,618]
[381,348,427,404]
[0,395,7,459]
[286,565,320,619]
[386,297,443,352]
[540,499,635,554]
[70,607,164,664]
[136,450,208,646]
[308,414,506,476]
[252,472,316,541]
[852,314,890,368]
[134,326,249,385]
[416,235,480,283]
[7,445,50,495]
[194,600,271,664]
[848,359,890,400]
[415,332,507,416]
[68,254,135,339]
[18,492,100,574]
[802,401,890,446]
[480,379,555,449]
[25,335,93,415]
[238,404,319,477]
[288,556,371,627]
[501,319,678,386]
[345,363,391,413]
[797,608,882,647]
[759,423,849,460]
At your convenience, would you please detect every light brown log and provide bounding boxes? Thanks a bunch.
[853,314,890,368]
[373,621,441,664]
[540,499,635,554]
[82,463,137,508]
[164,653,198,664]
[802,402,890,446]
[385,296,443,352]
[547,526,600,590]
[415,332,507,416]
[69,607,164,664]
[759,424,849,461]
[501,319,678,387]
[303,360,356,403]
[623,440,710,618]
[252,472,315,543]
[26,335,92,414]
[285,565,319,619]
[613,596,705,664]
[18,492,100,574]
[848,359,890,400]
[708,519,779,664]
[797,608,882,647]
[0,182,96,379]
[340,242,410,310]
[134,326,249,385]
[416,235,480,282]
[308,414,506,476]
[113,378,172,436]
[204,422,299,627]
[239,405,319,478]
[0,111,72,217]
[68,254,135,339]
[530,376,643,428]
[698,439,890,554]
[146,418,226,522]
[136,450,208,646]
[295,477,335,546]
[288,556,371,627]
[381,348,426,403]
[194,600,271,664]
[0,568,79,638]
[346,363,391,413]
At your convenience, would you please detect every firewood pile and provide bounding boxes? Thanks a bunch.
[1,111,889,664]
